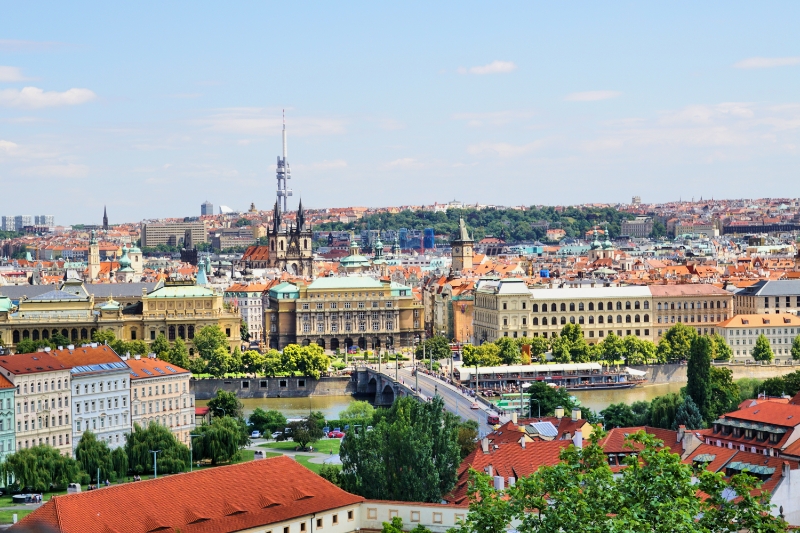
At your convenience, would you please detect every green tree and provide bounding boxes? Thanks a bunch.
[229,346,244,374]
[526,382,577,417]
[14,338,37,354]
[339,396,461,502]
[457,419,479,459]
[673,395,704,430]
[339,400,376,421]
[708,366,740,421]
[519,337,549,363]
[294,344,331,379]
[150,333,170,360]
[289,417,325,450]
[111,446,128,480]
[649,219,667,238]
[2,445,81,491]
[75,431,114,482]
[599,403,637,428]
[414,335,451,361]
[709,333,732,361]
[462,343,501,367]
[630,400,651,426]
[752,334,774,362]
[622,335,656,365]
[194,325,229,360]
[792,335,800,360]
[649,392,682,429]
[240,321,250,342]
[92,329,116,345]
[599,332,625,364]
[206,346,232,377]
[125,422,190,475]
[193,416,245,465]
[262,349,283,376]
[495,336,521,365]
[657,323,698,362]
[207,389,244,419]
[168,338,190,370]
[318,464,342,486]
[687,335,713,423]
[241,350,265,374]
[248,408,287,434]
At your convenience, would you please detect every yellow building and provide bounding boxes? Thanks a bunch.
[650,284,732,339]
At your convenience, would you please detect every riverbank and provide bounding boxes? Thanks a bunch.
[191,376,354,400]
[630,362,800,384]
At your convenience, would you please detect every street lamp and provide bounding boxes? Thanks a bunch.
[189,434,201,472]
[413,335,420,396]
[149,450,161,479]
[530,398,540,419]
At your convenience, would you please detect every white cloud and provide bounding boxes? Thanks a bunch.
[0,140,18,153]
[201,108,345,136]
[0,66,31,82]
[0,87,96,108]
[458,60,517,75]
[467,141,544,157]
[564,91,622,102]
[734,57,800,69]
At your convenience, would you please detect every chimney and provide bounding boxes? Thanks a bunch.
[782,461,791,478]
[486,465,493,477]
[683,432,701,455]
[511,412,517,424]
[677,425,686,443]
[571,407,581,421]
[57,346,63,350]
[507,477,515,487]
[134,354,141,360]
[520,437,526,449]
[481,437,489,454]
[493,476,505,491]
[67,344,74,350]
[573,430,583,449]
[555,406,564,419]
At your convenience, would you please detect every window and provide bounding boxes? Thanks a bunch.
[348,510,355,521]
[301,523,306,532]
[332,514,339,525]
[316,518,323,528]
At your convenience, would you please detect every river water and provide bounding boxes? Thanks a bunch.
[197,383,684,421]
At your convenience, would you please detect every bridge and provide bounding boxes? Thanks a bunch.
[354,365,503,436]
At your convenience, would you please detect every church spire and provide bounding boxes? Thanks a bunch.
[102,206,108,230]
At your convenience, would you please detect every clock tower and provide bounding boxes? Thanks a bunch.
[450,217,474,274]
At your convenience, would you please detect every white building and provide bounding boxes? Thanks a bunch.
[224,282,269,344]
[49,345,132,450]
[717,313,800,362]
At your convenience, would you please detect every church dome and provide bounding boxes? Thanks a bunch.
[117,247,132,269]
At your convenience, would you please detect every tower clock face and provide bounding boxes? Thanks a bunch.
[454,247,460,253]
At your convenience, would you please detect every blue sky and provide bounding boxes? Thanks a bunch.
[1,2,800,224]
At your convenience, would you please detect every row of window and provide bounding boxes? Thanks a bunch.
[268,509,354,533]
[133,398,192,415]
[727,328,797,336]
[18,379,67,394]
[76,413,129,431]
[19,433,69,450]
[18,396,68,414]
[12,328,94,344]
[528,300,651,312]
[302,322,394,333]
[74,379,127,395]
[506,329,651,339]
[656,300,727,310]
[76,396,127,414]
[657,314,726,324]
[133,382,187,398]
[18,414,69,432]
[304,312,394,321]
[302,301,394,310]
[523,314,651,326]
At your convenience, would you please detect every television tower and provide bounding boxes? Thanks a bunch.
[276,110,292,212]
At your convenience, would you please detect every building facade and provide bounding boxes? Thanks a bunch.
[650,284,733,339]
[265,277,424,352]
[48,345,131,451]
[127,355,194,444]
[621,216,653,238]
[734,280,800,315]
[717,313,800,362]
[224,283,268,344]
[0,375,15,463]
[266,200,313,277]
[141,221,207,248]
[0,352,72,455]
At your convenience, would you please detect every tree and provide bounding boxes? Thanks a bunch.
[294,344,331,379]
[92,329,116,345]
[599,332,625,364]
[649,392,682,429]
[125,422,190,475]
[792,335,800,360]
[339,396,461,502]
[193,325,229,360]
[262,349,283,376]
[414,335,451,361]
[249,408,287,434]
[657,323,698,362]
[650,219,667,239]
[495,336,521,365]
[289,418,324,450]
[673,395,704,430]
[229,346,244,374]
[240,321,250,342]
[709,333,732,361]
[752,334,774,362]
[13,338,37,354]
[687,335,713,423]
[708,366,740,421]
[318,464,342,486]
[622,335,655,365]
[168,338,190,370]
[207,390,244,419]
[50,331,70,348]
[193,416,244,465]
[599,403,637,428]
[241,349,265,374]
[459,430,787,533]
[526,382,577,417]
[2,445,81,491]
[339,400,376,421]
[75,431,113,482]
[462,343,501,367]
[206,346,232,377]
[630,400,650,426]
[150,333,170,360]
[457,419,479,459]
[111,446,128,480]
[518,337,549,363]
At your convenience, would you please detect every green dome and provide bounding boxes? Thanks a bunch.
[118,247,132,269]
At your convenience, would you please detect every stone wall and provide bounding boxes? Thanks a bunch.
[630,362,800,384]
[191,376,356,400]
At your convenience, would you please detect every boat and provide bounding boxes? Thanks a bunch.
[454,363,647,392]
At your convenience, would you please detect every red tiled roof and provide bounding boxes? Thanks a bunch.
[242,245,271,262]
[0,352,69,375]
[48,345,123,368]
[126,356,189,380]
[599,426,681,454]
[722,401,800,428]
[11,455,364,533]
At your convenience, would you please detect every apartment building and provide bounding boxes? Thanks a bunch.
[717,313,800,362]
[265,277,424,352]
[474,278,533,343]
[49,345,131,451]
[127,355,194,445]
[141,221,206,248]
[650,285,733,339]
[621,216,653,238]
[734,280,800,315]
[0,374,15,462]
[224,283,269,343]
[0,352,72,455]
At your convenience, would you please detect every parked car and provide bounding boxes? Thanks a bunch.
[328,430,345,438]
[470,402,480,410]
[271,431,283,439]
[251,430,262,439]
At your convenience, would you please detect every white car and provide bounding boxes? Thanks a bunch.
[271,431,283,439]
[251,430,262,439]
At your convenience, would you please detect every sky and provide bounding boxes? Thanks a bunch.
[1,2,800,224]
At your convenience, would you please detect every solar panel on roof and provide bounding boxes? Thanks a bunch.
[165,366,177,373]
[142,369,153,376]
[153,367,166,375]
[530,421,558,438]
[130,371,139,377]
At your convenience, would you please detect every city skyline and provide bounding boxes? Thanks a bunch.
[2,3,800,223]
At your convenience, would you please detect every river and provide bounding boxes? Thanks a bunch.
[196,396,357,420]
[571,382,685,414]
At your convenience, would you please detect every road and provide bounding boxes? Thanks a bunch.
[385,365,500,437]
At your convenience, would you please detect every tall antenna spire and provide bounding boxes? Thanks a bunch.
[276,109,292,212]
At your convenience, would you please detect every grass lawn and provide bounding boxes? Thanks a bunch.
[259,438,341,455]
[0,509,33,524]
[294,455,340,475]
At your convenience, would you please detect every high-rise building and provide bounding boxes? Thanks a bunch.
[201,201,214,216]
[35,215,55,227]
[423,228,435,249]
[141,221,207,247]
[1,216,15,232]
[14,215,33,231]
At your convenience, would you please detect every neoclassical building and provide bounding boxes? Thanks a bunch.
[0,278,241,354]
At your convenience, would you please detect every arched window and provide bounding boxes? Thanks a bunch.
[32,330,39,341]
[532,304,539,312]
[569,316,575,324]
[280,241,284,251]
[188,325,195,339]
[671,303,675,310]
[80,328,88,339]
[168,326,176,341]
[561,316,567,325]
[303,239,308,249]
[532,317,539,326]
[634,314,640,323]
[644,314,649,322]
[578,316,584,324]
[22,330,29,339]
[589,302,594,311]
[598,302,604,311]
[588,316,594,324]
[551,303,557,312]
[634,301,640,310]
[178,325,185,339]
[13,330,21,343]
[598,315,604,324]
[569,303,575,312]
[542,317,548,326]
[626,315,632,323]
[560,303,566,312]
[271,240,275,251]
[610,302,615,310]
[657,303,662,310]
[644,301,650,309]
[616,315,622,323]
[42,329,50,339]
[625,301,631,310]
[71,329,78,341]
